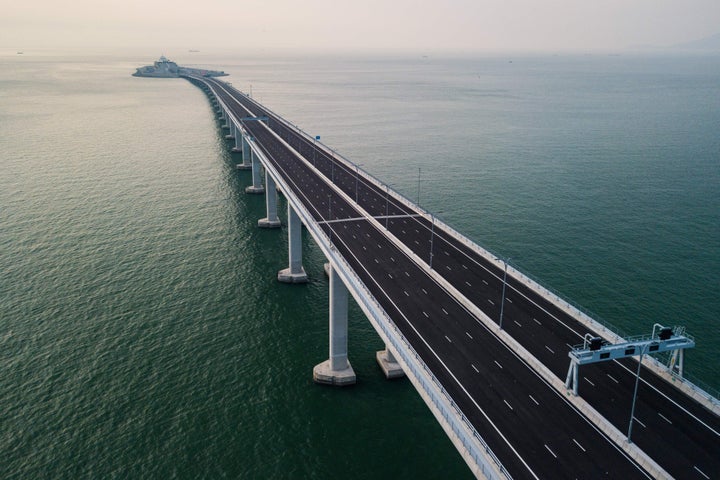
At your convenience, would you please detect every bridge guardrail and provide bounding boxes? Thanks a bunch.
[217,87,513,479]
[239,89,720,406]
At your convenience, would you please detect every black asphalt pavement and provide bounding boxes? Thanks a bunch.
[190,76,719,479]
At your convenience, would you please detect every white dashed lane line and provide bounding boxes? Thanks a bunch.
[694,466,710,479]
[658,412,673,425]
[544,444,558,459]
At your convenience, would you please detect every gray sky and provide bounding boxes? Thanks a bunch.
[3,0,720,53]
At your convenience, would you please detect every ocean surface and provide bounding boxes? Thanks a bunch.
[1,51,718,478]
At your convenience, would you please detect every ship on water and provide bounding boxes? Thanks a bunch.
[132,56,228,78]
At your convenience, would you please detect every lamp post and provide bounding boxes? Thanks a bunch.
[354,164,364,203]
[499,257,511,329]
[627,344,647,443]
[313,135,320,167]
[328,194,333,246]
[429,214,436,268]
[417,167,421,207]
[331,150,335,184]
[385,184,390,229]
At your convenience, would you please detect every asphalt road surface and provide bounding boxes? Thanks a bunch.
[191,76,719,479]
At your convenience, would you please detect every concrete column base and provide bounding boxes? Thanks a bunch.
[225,134,235,140]
[245,186,265,194]
[313,359,356,386]
[323,262,331,277]
[236,163,252,170]
[376,350,405,379]
[222,124,230,130]
[231,147,242,153]
[277,267,308,283]
[258,217,281,228]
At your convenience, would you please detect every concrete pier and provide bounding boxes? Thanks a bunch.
[278,205,308,283]
[376,346,405,379]
[236,134,252,170]
[313,265,356,386]
[225,121,235,140]
[231,124,242,152]
[245,148,265,194]
[258,172,281,228]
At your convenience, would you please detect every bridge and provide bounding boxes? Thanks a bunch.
[182,74,719,479]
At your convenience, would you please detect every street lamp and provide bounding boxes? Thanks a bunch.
[429,213,437,268]
[354,163,364,203]
[627,344,647,443]
[313,135,320,167]
[417,167,421,206]
[385,184,390,229]
[328,194,333,246]
[499,257,511,329]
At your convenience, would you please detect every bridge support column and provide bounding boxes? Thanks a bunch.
[376,345,404,379]
[313,265,355,386]
[225,120,235,140]
[231,124,242,152]
[245,148,265,194]
[278,205,308,283]
[258,172,281,228]
[221,108,230,130]
[236,134,252,170]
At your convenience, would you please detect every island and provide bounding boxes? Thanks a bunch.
[133,56,228,78]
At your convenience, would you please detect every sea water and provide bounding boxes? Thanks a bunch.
[1,51,718,478]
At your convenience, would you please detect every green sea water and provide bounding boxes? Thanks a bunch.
[1,51,718,478]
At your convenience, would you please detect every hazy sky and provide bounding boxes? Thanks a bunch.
[3,0,720,53]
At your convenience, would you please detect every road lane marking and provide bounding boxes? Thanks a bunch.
[633,416,646,428]
[388,273,393,279]
[465,281,472,287]
[694,466,710,479]
[465,331,473,339]
[421,288,427,294]
[445,335,452,343]
[404,271,410,277]
[488,299,495,305]
[545,345,555,354]
[494,360,503,369]
[507,298,513,303]
[423,311,429,318]
[442,308,449,315]
[471,364,479,373]
[544,444,558,459]
[504,400,513,411]
[529,395,539,406]
[606,374,619,384]
[514,320,522,327]
[532,317,542,325]
[482,279,488,285]
[583,377,595,386]
[404,291,409,297]
[658,412,673,424]
[462,263,468,269]
[573,439,586,452]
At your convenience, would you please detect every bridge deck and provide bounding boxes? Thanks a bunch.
[189,75,719,479]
